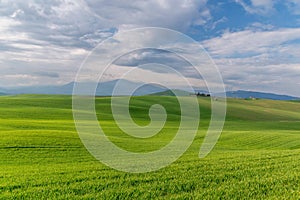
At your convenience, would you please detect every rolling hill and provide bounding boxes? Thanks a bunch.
[1,95,300,199]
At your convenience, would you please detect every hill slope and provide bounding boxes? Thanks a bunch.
[1,95,300,199]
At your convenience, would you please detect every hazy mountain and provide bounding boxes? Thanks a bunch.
[226,90,299,100]
[1,81,299,100]
[4,83,74,95]
[151,89,299,100]
[0,87,7,94]
[2,79,166,96]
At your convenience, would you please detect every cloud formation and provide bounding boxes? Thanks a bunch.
[0,0,211,87]
[0,1,300,96]
[235,0,274,15]
[202,27,300,96]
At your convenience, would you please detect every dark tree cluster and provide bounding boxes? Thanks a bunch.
[195,92,210,97]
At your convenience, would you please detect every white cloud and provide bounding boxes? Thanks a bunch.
[202,28,300,58]
[0,0,299,97]
[218,62,300,96]
[237,0,300,17]
[285,0,300,15]
[0,0,211,87]
[248,22,274,31]
[0,0,210,48]
[235,0,274,15]
[251,0,273,8]
[85,0,210,31]
[210,17,228,30]
[202,28,300,96]
[71,27,224,93]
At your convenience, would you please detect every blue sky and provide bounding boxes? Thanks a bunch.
[0,0,300,96]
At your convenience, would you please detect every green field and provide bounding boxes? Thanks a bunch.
[1,95,300,199]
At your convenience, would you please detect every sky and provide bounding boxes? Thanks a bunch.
[0,0,300,96]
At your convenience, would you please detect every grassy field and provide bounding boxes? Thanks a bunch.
[1,95,300,199]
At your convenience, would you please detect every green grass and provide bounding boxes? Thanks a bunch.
[1,95,300,199]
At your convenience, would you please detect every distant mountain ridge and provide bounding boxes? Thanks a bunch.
[225,90,299,100]
[151,89,299,100]
[1,80,166,96]
[0,80,299,100]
